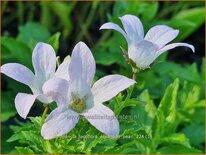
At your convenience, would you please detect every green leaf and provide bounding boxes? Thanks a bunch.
[158,79,179,120]
[15,147,35,154]
[158,144,202,154]
[7,132,25,142]
[139,90,156,119]
[182,123,205,146]
[1,125,17,153]
[115,98,141,116]
[112,1,140,17]
[29,116,42,128]
[1,37,32,68]
[17,22,50,49]
[130,100,155,129]
[190,108,205,124]
[141,2,158,21]
[93,35,127,67]
[47,32,61,53]
[152,109,165,144]
[106,140,145,154]
[153,79,179,142]
[168,7,205,41]
[178,81,200,108]
[1,91,16,122]
[91,137,117,154]
[46,2,76,38]
[154,62,199,84]
[93,49,125,66]
[160,133,191,148]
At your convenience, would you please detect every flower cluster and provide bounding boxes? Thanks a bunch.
[1,41,135,139]
[1,14,194,140]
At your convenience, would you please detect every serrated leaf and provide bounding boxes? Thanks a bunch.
[178,81,200,108]
[158,79,179,119]
[139,90,156,119]
[29,116,42,128]
[106,141,145,154]
[153,79,179,141]
[7,132,25,142]
[15,147,35,154]
[158,144,202,154]
[160,133,191,148]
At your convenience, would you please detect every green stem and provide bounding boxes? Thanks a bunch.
[41,105,49,126]
[115,85,134,116]
[132,66,139,81]
[56,56,61,67]
[132,72,136,80]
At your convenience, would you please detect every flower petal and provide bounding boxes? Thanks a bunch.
[83,104,119,137]
[70,42,96,85]
[1,63,35,87]
[68,43,93,108]
[119,14,144,43]
[15,93,38,119]
[99,22,128,41]
[69,78,94,110]
[69,43,83,82]
[36,95,52,104]
[156,42,195,57]
[128,40,159,69]
[41,106,79,140]
[92,74,135,104]
[42,78,69,106]
[44,105,67,122]
[32,42,56,82]
[144,25,179,48]
[55,58,70,81]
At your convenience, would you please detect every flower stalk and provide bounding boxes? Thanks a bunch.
[41,105,49,126]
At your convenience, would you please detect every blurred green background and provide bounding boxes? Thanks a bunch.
[1,1,205,154]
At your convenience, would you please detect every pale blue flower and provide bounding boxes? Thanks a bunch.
[41,42,135,139]
[1,43,70,119]
[100,14,195,69]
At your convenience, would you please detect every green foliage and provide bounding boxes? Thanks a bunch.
[6,77,204,153]
[1,1,205,154]
[1,92,16,122]
[17,22,50,49]
[41,2,76,38]
[2,37,32,67]
[168,7,205,41]
[2,22,61,67]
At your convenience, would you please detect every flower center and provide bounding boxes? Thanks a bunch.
[71,98,86,113]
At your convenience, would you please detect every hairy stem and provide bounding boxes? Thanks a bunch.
[132,66,139,81]
[41,105,49,126]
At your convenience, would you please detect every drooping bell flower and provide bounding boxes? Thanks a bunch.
[100,14,194,69]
